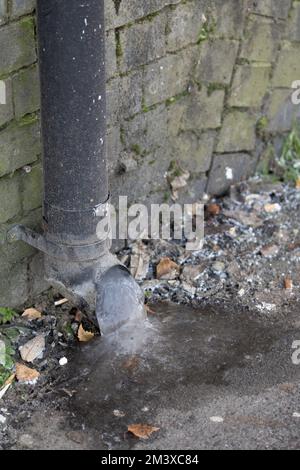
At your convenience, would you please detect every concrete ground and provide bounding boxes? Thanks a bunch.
[1,180,300,450]
[3,302,300,450]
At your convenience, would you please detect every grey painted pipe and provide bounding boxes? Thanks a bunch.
[37,0,108,246]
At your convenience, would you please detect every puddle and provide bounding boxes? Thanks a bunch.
[54,302,292,449]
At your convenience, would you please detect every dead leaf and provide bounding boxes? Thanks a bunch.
[157,257,180,280]
[77,324,95,343]
[207,203,221,216]
[296,178,300,190]
[128,424,160,439]
[19,335,45,363]
[284,277,293,289]
[130,242,150,281]
[16,363,40,384]
[22,308,42,321]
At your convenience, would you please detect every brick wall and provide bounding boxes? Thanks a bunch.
[0,0,300,307]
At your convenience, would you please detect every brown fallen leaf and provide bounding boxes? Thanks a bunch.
[16,363,40,383]
[130,242,150,281]
[207,203,221,216]
[19,335,45,363]
[128,424,160,440]
[77,324,95,343]
[284,277,293,290]
[22,308,42,321]
[157,257,180,280]
[296,178,300,190]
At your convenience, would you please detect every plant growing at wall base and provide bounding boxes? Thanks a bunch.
[278,126,300,183]
[0,308,17,325]
[0,337,15,388]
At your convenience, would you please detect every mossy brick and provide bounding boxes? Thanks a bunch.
[122,104,168,155]
[267,88,300,133]
[0,0,7,25]
[0,207,42,271]
[249,0,292,19]
[167,99,186,137]
[10,0,35,19]
[107,125,122,174]
[21,163,43,212]
[170,130,216,173]
[107,71,143,125]
[143,48,196,107]
[0,77,13,126]
[166,1,205,52]
[272,44,300,88]
[0,119,40,177]
[240,15,282,63]
[0,18,36,75]
[13,65,40,118]
[211,0,247,39]
[0,174,21,223]
[195,39,239,86]
[229,65,271,108]
[181,87,225,132]
[217,111,257,153]
[29,253,48,298]
[207,153,256,196]
[0,262,28,307]
[106,30,117,80]
[287,2,300,42]
[118,13,166,72]
[105,0,180,30]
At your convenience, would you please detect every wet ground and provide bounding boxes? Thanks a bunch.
[1,179,300,450]
[2,302,300,450]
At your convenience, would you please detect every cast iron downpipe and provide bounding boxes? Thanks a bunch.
[8,0,145,334]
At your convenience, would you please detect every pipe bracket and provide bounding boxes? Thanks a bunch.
[7,224,108,262]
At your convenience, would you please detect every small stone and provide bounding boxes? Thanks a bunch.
[264,203,281,213]
[210,416,224,423]
[19,434,34,448]
[113,410,126,418]
[181,265,205,286]
[59,357,68,366]
[0,414,6,424]
[212,261,226,274]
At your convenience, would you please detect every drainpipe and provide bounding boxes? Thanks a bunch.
[7,0,145,334]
